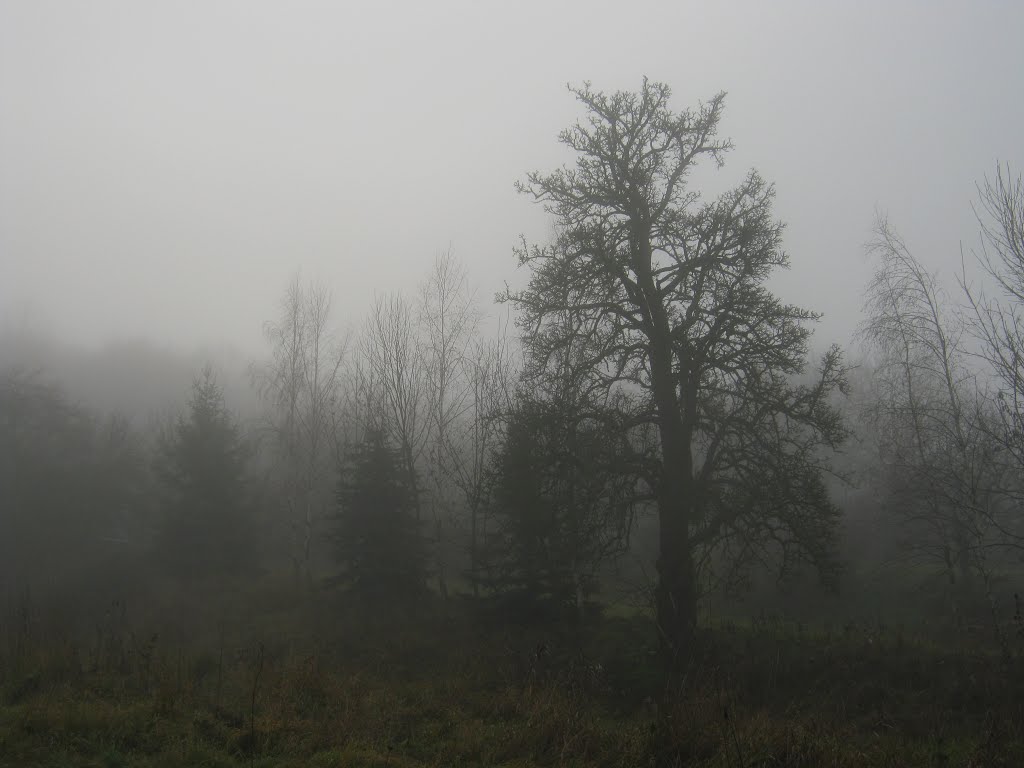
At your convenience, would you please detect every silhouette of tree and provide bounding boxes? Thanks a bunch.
[0,368,149,582]
[155,366,255,578]
[480,385,637,624]
[506,79,848,673]
[332,427,427,599]
[253,276,349,585]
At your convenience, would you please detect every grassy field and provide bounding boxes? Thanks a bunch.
[2,585,1024,767]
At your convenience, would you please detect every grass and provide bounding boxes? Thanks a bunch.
[2,584,1024,767]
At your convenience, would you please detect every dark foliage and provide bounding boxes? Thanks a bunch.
[478,390,636,623]
[154,366,256,578]
[0,368,150,583]
[331,427,427,599]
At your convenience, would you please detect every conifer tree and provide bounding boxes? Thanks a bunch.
[155,366,254,577]
[333,427,427,598]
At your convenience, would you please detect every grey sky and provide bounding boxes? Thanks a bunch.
[2,1,1022,358]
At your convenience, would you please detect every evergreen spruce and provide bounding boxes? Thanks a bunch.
[333,427,427,599]
[155,366,254,578]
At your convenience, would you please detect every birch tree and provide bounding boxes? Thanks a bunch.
[862,217,1007,621]
[253,276,349,584]
[361,292,431,525]
[418,253,478,598]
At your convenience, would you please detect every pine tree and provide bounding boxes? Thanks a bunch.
[479,390,637,623]
[155,366,254,577]
[332,427,427,599]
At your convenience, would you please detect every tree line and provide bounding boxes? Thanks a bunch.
[2,79,1023,685]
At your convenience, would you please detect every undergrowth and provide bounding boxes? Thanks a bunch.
[2,586,1023,767]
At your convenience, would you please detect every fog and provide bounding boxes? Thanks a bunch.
[4,2,1022,356]
[4,4,1024,765]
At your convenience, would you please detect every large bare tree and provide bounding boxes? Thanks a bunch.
[507,80,847,676]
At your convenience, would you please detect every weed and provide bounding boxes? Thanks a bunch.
[4,586,1024,766]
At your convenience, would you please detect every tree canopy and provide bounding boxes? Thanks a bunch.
[506,79,848,669]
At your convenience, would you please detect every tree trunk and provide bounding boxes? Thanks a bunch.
[635,230,699,682]
[303,492,313,589]
[470,503,479,598]
[436,518,449,601]
[654,437,697,683]
[653,425,698,761]
[952,515,976,623]
[650,357,699,682]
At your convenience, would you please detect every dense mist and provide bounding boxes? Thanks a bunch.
[3,3,1024,766]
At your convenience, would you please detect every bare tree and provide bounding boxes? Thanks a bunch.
[418,252,478,598]
[444,324,517,597]
[252,276,349,585]
[360,292,431,530]
[862,216,1008,622]
[334,352,381,458]
[965,165,1024,468]
[959,167,1024,603]
[420,252,478,449]
[507,80,848,675]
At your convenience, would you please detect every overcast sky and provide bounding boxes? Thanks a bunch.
[2,1,1022,359]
